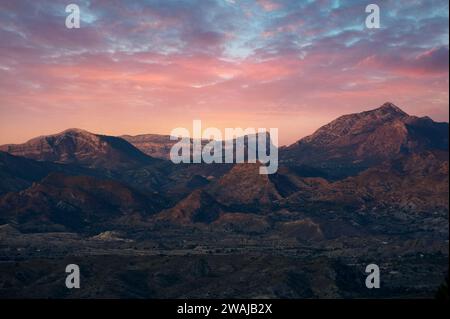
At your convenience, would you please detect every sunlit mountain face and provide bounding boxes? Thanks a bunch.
[0,0,448,145]
[0,1,448,300]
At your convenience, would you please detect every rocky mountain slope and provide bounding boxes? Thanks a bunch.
[121,134,178,160]
[280,102,449,178]
[0,151,100,195]
[0,129,157,170]
[0,172,165,232]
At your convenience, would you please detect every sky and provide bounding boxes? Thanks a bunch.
[0,0,448,146]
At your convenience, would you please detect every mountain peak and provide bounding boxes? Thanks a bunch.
[61,128,92,135]
[376,102,408,116]
[281,102,448,178]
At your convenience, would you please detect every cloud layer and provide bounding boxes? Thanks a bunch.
[0,0,448,145]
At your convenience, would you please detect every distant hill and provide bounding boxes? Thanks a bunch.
[121,133,177,160]
[0,172,165,232]
[0,128,157,170]
[0,151,100,195]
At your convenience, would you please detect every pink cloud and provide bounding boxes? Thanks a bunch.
[358,47,449,76]
[257,0,282,12]
[0,0,448,146]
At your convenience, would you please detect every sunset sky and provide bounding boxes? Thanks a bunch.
[0,0,448,146]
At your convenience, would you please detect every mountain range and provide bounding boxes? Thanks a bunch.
[0,102,448,298]
[0,102,448,232]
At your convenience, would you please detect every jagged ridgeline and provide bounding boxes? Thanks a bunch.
[0,103,448,298]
